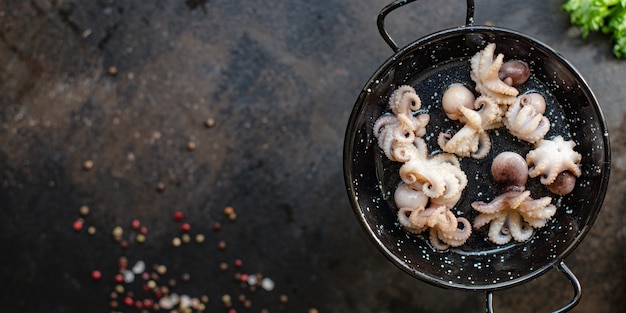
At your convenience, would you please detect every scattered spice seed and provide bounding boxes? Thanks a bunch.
[204,118,215,128]
[156,182,166,193]
[168,278,177,288]
[308,309,319,313]
[123,270,135,283]
[118,257,128,269]
[73,219,84,232]
[217,240,227,250]
[112,226,124,238]
[147,280,157,290]
[195,234,205,243]
[228,212,237,222]
[79,205,90,216]
[115,284,124,294]
[261,277,275,291]
[237,294,246,303]
[120,240,130,249]
[181,233,191,243]
[279,294,288,303]
[201,295,209,303]
[91,270,102,280]
[223,206,234,216]
[181,273,191,282]
[140,226,148,235]
[187,141,196,151]
[240,273,249,283]
[219,262,228,271]
[173,211,184,221]
[159,296,174,310]
[136,233,146,243]
[156,265,167,275]
[110,300,119,309]
[131,219,141,230]
[87,226,96,235]
[247,275,257,286]
[243,299,252,309]
[108,66,118,76]
[124,296,134,307]
[172,237,181,247]
[212,221,222,232]
[221,294,232,307]
[233,259,243,268]
[180,223,191,233]
[132,260,146,274]
[83,160,94,171]
[143,299,154,309]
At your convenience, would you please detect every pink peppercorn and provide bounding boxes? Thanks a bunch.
[173,211,184,221]
[180,223,191,233]
[91,270,102,280]
[130,219,141,230]
[73,219,83,232]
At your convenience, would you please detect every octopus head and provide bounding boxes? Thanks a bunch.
[498,60,530,86]
[518,93,546,114]
[546,171,577,195]
[491,152,528,188]
[441,84,475,121]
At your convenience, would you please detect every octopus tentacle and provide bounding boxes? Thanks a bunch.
[438,126,479,157]
[487,214,512,245]
[397,207,427,234]
[508,211,534,242]
[471,131,491,159]
[390,85,421,115]
[518,197,556,219]
[438,217,472,247]
[471,190,530,214]
[473,212,498,229]
[429,228,451,250]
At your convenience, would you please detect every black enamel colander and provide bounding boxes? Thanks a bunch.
[343,0,611,312]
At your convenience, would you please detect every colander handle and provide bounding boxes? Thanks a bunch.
[377,0,475,52]
[485,261,581,313]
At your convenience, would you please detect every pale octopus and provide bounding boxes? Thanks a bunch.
[373,85,430,161]
[472,152,557,245]
[504,93,550,143]
[470,43,520,107]
[438,84,501,159]
[392,138,471,250]
[526,135,582,195]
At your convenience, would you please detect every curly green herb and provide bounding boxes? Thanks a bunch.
[562,0,626,58]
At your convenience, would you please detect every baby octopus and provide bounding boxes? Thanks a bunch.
[373,85,430,161]
[393,138,471,250]
[526,135,582,195]
[470,43,520,107]
[438,85,501,159]
[472,152,557,245]
[504,93,550,143]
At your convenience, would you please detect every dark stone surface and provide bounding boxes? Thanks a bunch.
[0,0,624,312]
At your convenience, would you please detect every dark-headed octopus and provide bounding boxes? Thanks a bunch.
[472,152,557,245]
